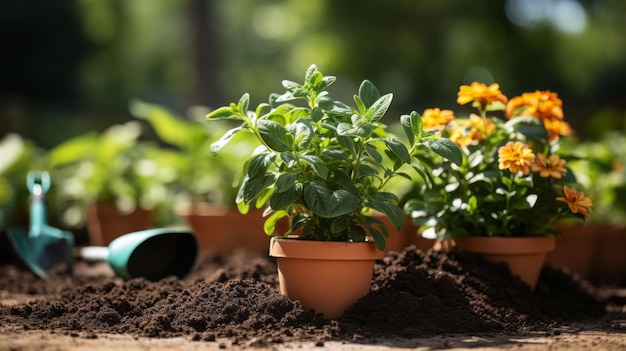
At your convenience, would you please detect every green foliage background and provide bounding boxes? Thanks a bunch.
[1,0,625,146]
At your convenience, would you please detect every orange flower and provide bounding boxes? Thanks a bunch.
[457,82,508,109]
[422,108,455,130]
[505,90,563,121]
[557,185,592,218]
[449,114,495,147]
[498,141,535,175]
[543,118,573,142]
[531,153,567,179]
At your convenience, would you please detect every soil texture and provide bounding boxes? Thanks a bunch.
[1,245,625,350]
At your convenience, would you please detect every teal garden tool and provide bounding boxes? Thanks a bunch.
[6,171,75,280]
[79,227,198,281]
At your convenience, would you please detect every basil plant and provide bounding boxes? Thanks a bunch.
[206,65,461,250]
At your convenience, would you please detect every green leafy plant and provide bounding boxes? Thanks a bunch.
[47,122,173,227]
[404,83,593,241]
[0,133,40,228]
[129,100,259,210]
[206,64,461,250]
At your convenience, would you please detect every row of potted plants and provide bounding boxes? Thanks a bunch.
[204,65,596,317]
[0,64,623,318]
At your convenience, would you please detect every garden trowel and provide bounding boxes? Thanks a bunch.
[6,171,75,280]
[79,227,198,281]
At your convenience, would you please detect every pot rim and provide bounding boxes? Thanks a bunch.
[452,236,556,255]
[269,237,385,260]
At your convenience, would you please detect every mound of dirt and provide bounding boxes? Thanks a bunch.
[0,246,623,347]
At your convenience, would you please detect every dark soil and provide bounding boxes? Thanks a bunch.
[0,245,624,347]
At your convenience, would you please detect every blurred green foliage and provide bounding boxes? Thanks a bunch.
[2,0,626,146]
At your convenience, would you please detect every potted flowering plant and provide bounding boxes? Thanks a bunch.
[206,64,461,317]
[404,82,593,289]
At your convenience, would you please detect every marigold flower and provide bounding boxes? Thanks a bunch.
[557,185,592,218]
[498,141,535,175]
[457,82,508,109]
[531,153,567,179]
[505,90,563,121]
[543,118,573,142]
[422,108,455,130]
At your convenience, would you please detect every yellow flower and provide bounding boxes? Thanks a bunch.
[422,108,455,130]
[531,153,567,179]
[498,141,535,175]
[506,90,563,121]
[457,82,508,109]
[557,185,592,218]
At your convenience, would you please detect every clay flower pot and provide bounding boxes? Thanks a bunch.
[452,236,556,290]
[177,204,269,255]
[86,202,154,246]
[269,237,384,319]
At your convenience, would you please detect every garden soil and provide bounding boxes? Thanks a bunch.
[1,243,625,350]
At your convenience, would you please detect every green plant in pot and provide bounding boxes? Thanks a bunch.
[206,64,461,318]
[404,82,593,289]
[129,100,267,254]
[47,122,172,246]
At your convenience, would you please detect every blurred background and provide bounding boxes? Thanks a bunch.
[2,0,626,148]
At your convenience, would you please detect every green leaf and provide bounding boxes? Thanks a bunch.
[275,173,297,192]
[405,111,424,145]
[264,210,289,235]
[364,222,386,251]
[282,80,301,91]
[330,216,349,234]
[326,190,359,218]
[311,107,324,122]
[242,175,275,204]
[205,106,240,120]
[385,138,411,164]
[305,64,318,84]
[317,76,336,91]
[257,119,293,152]
[300,155,329,179]
[400,114,415,146]
[427,138,463,166]
[247,153,274,178]
[365,93,393,122]
[210,125,243,155]
[337,123,373,138]
[365,144,383,163]
[270,184,302,210]
[365,200,404,230]
[288,119,313,149]
[238,93,250,114]
[358,80,381,108]
[303,181,330,216]
[353,95,367,115]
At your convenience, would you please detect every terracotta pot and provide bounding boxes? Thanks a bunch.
[178,204,269,255]
[545,225,626,284]
[546,225,598,280]
[86,202,154,246]
[404,222,438,253]
[453,236,556,290]
[269,237,384,319]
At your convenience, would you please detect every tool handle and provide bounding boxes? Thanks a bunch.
[27,171,51,236]
[78,246,110,261]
